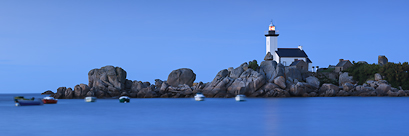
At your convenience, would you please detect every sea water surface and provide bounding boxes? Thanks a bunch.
[1,93,408,136]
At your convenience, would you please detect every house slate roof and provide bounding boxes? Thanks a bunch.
[290,60,301,66]
[275,48,308,57]
[290,60,306,66]
[336,60,350,67]
[306,58,312,63]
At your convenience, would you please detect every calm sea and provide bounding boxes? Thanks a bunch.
[0,93,408,136]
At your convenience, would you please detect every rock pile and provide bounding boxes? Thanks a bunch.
[46,62,409,99]
[199,60,320,98]
[49,65,200,99]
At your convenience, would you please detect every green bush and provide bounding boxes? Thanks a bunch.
[345,61,409,90]
[318,68,335,73]
[248,60,259,71]
[317,76,338,87]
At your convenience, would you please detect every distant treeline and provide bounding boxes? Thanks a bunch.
[345,62,409,90]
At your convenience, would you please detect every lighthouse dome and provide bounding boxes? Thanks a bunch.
[269,22,275,31]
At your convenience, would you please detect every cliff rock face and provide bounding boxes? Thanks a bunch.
[88,66,127,91]
[378,55,388,66]
[74,84,90,98]
[285,67,302,82]
[201,60,318,98]
[259,60,277,83]
[202,63,267,98]
[202,69,232,97]
[167,68,196,87]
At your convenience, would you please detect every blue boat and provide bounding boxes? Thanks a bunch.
[14,96,43,106]
[15,100,43,106]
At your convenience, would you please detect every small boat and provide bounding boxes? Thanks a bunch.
[235,94,246,102]
[42,97,58,104]
[14,96,43,106]
[194,93,205,101]
[14,96,34,101]
[85,97,97,102]
[119,96,130,103]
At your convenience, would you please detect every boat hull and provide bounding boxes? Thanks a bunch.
[119,98,130,103]
[85,97,97,102]
[42,99,58,104]
[235,95,246,102]
[16,100,43,106]
[195,96,205,101]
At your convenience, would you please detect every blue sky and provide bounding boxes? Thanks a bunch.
[0,0,408,93]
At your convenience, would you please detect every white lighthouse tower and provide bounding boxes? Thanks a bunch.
[265,22,279,55]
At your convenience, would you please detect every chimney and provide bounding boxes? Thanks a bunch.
[294,59,298,61]
[339,59,344,62]
[298,45,303,50]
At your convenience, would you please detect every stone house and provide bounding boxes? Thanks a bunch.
[289,59,308,72]
[335,59,353,72]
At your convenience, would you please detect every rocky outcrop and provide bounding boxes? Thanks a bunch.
[306,76,320,89]
[41,90,54,95]
[88,66,127,91]
[319,84,339,96]
[375,84,391,96]
[74,84,90,98]
[387,90,406,97]
[202,63,267,97]
[342,82,354,92]
[167,68,196,87]
[274,76,286,89]
[285,67,302,82]
[374,73,382,81]
[259,60,277,83]
[378,55,388,66]
[264,52,274,61]
[289,82,307,96]
[202,69,231,97]
[339,72,354,86]
[64,88,74,99]
[51,87,66,99]
[47,62,408,99]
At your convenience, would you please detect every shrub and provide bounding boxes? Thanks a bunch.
[248,60,259,71]
[345,61,409,90]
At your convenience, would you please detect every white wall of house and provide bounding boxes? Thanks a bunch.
[277,57,313,72]
[279,57,306,66]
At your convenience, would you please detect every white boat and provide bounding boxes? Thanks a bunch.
[119,96,130,103]
[235,95,246,101]
[194,93,205,101]
[85,97,97,102]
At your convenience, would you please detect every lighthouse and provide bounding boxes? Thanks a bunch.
[263,22,313,71]
[265,22,279,55]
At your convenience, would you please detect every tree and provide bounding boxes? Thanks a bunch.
[346,61,409,90]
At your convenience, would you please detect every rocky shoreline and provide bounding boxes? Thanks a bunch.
[45,59,409,99]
